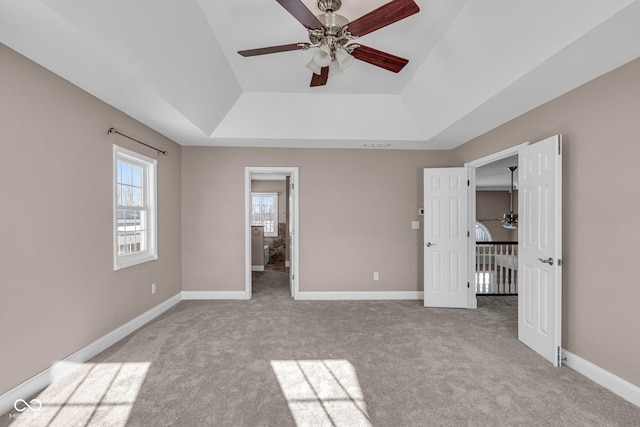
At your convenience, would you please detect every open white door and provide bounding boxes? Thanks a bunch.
[518,135,563,366]
[288,177,295,297]
[424,168,470,308]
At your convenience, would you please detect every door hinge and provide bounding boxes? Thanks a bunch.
[467,231,470,238]
[467,282,470,289]
[557,347,562,366]
[467,179,470,186]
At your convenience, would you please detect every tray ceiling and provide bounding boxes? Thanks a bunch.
[2,0,640,149]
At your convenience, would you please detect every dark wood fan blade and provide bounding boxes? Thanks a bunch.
[276,0,324,30]
[238,43,309,57]
[351,45,409,73]
[310,67,329,87]
[347,0,420,37]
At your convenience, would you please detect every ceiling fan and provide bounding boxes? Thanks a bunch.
[478,166,519,229]
[238,0,420,87]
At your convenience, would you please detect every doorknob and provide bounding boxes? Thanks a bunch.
[426,242,436,247]
[538,257,554,265]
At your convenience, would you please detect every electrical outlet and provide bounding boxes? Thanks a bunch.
[151,283,156,294]
[373,272,379,281]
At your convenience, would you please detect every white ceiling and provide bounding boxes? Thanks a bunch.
[2,0,640,149]
[475,155,518,191]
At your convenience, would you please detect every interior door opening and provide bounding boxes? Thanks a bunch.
[474,154,519,297]
[464,137,562,366]
[245,167,299,300]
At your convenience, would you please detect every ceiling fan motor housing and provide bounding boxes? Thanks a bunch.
[309,9,352,53]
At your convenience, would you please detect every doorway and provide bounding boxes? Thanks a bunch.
[465,142,529,308]
[245,167,299,300]
[424,137,562,365]
[465,137,563,366]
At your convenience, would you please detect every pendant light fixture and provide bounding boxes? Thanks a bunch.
[503,166,518,229]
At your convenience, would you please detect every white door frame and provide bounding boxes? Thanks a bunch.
[245,167,300,299]
[464,141,530,308]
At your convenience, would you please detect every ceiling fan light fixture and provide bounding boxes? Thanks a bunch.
[306,44,331,74]
[502,213,518,229]
[306,57,322,75]
[315,44,332,66]
[329,60,344,75]
[335,46,354,70]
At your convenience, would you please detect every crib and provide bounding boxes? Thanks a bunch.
[475,242,518,294]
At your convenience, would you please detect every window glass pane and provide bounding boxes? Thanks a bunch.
[121,162,132,185]
[132,165,142,187]
[117,183,123,206]
[251,193,278,236]
[117,160,122,183]
[475,222,492,242]
[120,185,131,206]
[132,187,143,207]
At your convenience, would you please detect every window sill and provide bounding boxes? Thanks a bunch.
[114,252,158,271]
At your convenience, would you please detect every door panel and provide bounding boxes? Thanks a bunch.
[424,168,470,308]
[518,135,563,366]
[289,178,294,297]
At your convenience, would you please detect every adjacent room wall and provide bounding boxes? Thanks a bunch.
[182,148,455,293]
[0,43,182,395]
[454,57,640,387]
[476,191,514,241]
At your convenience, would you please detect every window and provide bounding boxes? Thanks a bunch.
[251,193,278,237]
[113,145,157,270]
[475,221,493,242]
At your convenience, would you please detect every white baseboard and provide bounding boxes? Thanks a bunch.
[0,292,182,416]
[182,291,250,300]
[251,265,264,272]
[297,291,424,300]
[562,349,640,407]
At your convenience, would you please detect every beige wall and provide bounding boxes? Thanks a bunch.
[454,57,640,387]
[0,44,182,394]
[182,148,455,292]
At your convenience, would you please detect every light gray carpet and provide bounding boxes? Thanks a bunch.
[3,272,639,426]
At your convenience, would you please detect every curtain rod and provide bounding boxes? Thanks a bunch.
[108,128,168,156]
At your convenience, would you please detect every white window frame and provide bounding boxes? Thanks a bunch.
[475,221,493,242]
[113,145,158,270]
[251,192,278,237]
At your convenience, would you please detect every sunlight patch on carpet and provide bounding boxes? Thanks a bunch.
[271,359,372,427]
[9,362,150,427]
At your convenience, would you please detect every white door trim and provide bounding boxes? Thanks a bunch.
[245,167,300,299]
[464,141,530,168]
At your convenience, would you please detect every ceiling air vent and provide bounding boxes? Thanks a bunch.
[363,143,391,148]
